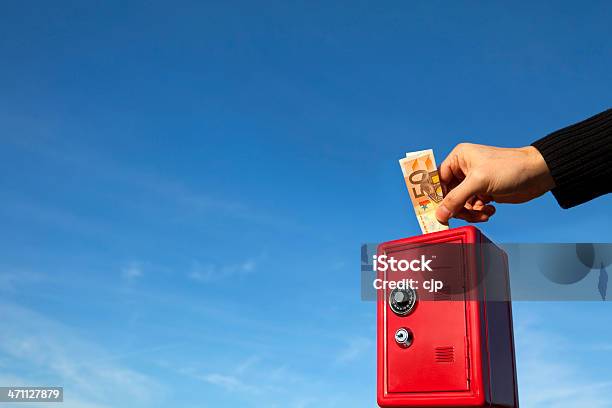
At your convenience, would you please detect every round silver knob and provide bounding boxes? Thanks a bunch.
[394,328,413,348]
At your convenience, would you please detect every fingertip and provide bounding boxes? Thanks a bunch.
[435,205,452,224]
[483,204,496,216]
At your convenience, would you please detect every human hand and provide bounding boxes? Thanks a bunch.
[435,143,555,223]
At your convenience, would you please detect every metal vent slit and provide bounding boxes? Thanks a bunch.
[435,346,455,363]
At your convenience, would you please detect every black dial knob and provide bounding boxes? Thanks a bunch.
[389,287,417,316]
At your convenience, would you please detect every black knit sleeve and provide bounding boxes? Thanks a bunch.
[531,108,612,209]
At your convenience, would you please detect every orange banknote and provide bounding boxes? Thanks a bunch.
[399,150,448,234]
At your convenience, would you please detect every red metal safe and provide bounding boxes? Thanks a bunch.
[376,226,518,407]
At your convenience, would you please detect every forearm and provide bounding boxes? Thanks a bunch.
[531,108,612,208]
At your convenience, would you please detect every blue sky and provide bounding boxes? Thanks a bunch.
[0,1,611,407]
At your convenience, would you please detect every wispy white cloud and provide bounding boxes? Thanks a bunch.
[1,134,304,232]
[200,373,261,394]
[176,355,271,395]
[235,355,261,375]
[334,336,373,365]
[0,302,160,408]
[121,261,144,280]
[0,372,110,408]
[173,354,326,405]
[188,258,258,283]
[515,313,612,407]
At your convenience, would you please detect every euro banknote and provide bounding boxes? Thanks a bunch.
[399,149,449,234]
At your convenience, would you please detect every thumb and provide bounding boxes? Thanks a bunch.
[436,174,485,223]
